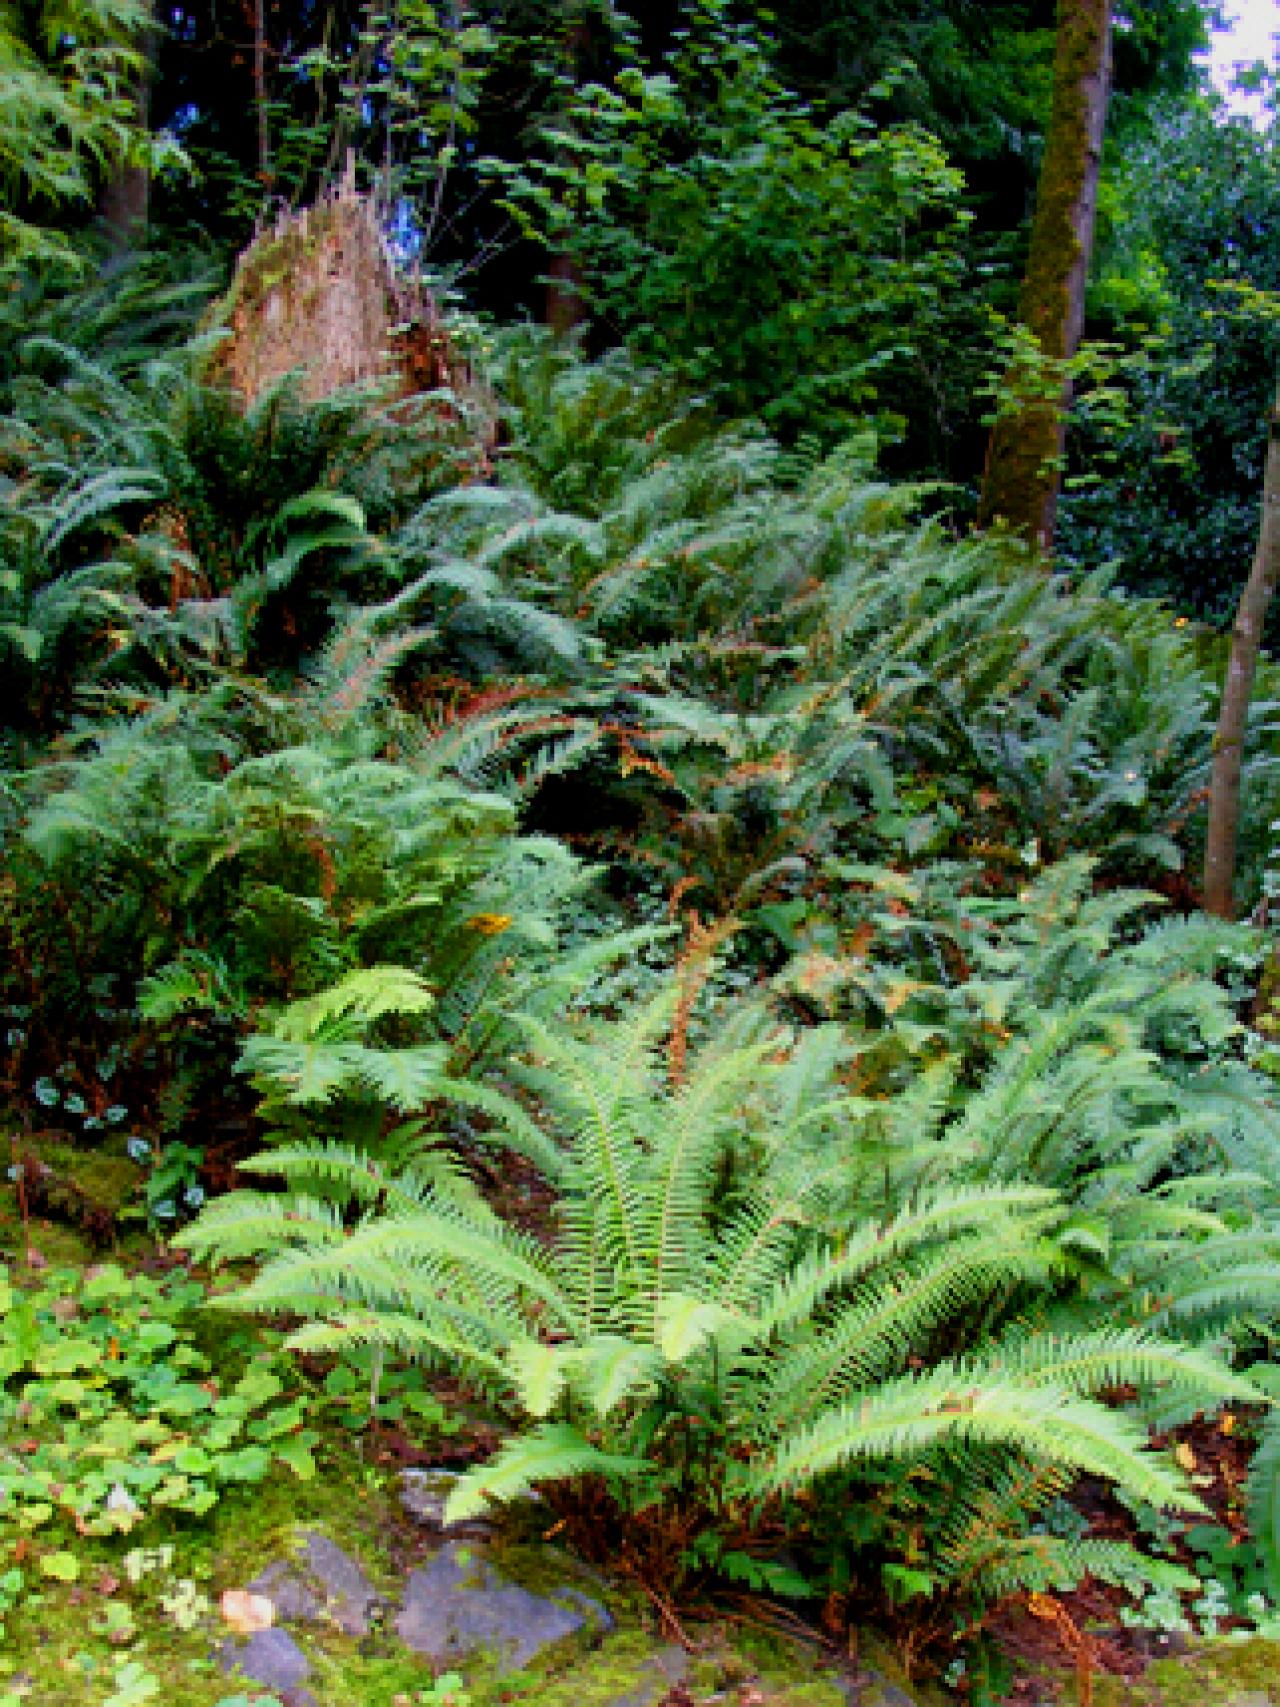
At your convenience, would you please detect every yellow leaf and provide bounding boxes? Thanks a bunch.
[467,913,513,937]
[1175,1442,1197,1473]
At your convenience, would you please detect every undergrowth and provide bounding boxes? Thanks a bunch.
[6,279,1280,1696]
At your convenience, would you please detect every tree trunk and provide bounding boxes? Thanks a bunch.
[545,253,587,337]
[254,0,272,187]
[98,9,155,256]
[1204,385,1280,919]
[543,10,592,337]
[978,0,1113,551]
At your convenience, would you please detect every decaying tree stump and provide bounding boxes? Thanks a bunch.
[209,163,463,409]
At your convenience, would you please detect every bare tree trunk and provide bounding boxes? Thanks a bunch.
[978,0,1113,551]
[1204,386,1280,919]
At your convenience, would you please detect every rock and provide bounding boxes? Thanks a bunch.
[844,1670,918,1707]
[249,1560,322,1626]
[249,1530,382,1637]
[399,1466,548,1538]
[401,1469,476,1532]
[218,1626,315,1705]
[400,1467,514,1538]
[395,1539,613,1672]
[607,1643,690,1707]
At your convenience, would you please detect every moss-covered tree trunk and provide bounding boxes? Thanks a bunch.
[98,5,154,257]
[1204,384,1280,919]
[978,0,1113,551]
[544,11,593,338]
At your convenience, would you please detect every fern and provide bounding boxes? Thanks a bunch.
[181,983,1258,1603]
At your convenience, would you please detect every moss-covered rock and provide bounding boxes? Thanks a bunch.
[1051,1638,1280,1706]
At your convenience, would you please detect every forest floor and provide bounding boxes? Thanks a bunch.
[5,1174,1280,1707]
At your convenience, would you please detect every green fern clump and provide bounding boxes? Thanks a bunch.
[363,344,1270,916]
[777,858,1280,1234]
[2,647,597,1133]
[179,985,1258,1619]
[0,262,485,725]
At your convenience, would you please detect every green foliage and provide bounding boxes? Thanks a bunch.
[0,1256,318,1657]
[392,343,1253,906]
[1062,102,1280,632]
[10,191,1280,1677]
[0,267,479,723]
[179,981,1262,1618]
[1,659,593,1161]
[315,1345,462,1437]
[0,0,158,268]
[503,3,973,441]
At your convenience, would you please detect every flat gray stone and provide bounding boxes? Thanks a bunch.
[399,1467,457,1526]
[249,1530,381,1637]
[218,1626,315,1704]
[395,1539,612,1671]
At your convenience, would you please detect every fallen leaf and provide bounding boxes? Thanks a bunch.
[219,1589,275,1634]
[1175,1442,1197,1473]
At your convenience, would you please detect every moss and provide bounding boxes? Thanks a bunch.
[208,217,327,327]
[483,1535,636,1623]
[978,0,1111,545]
[1,1135,144,1254]
[1019,0,1108,356]
[1051,1638,1280,1705]
[0,1198,98,1268]
[2,1499,867,1707]
[0,1428,396,1703]
[478,1629,664,1707]
[204,1460,395,1588]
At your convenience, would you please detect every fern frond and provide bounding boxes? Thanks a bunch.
[749,1372,1200,1515]
[445,1424,653,1523]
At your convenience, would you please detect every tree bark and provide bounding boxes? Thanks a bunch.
[545,253,587,337]
[1204,385,1280,919]
[255,0,272,187]
[544,10,592,337]
[98,8,155,257]
[978,0,1113,551]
